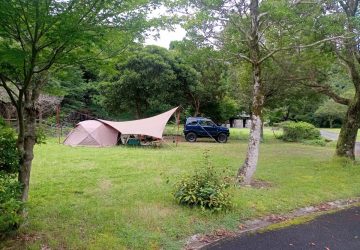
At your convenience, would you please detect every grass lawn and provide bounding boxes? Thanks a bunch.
[2,129,360,249]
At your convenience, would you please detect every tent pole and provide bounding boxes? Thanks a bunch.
[56,105,61,144]
[176,110,180,147]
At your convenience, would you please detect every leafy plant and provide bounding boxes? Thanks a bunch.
[0,121,23,236]
[280,121,320,142]
[35,126,47,145]
[173,151,232,211]
[0,172,23,237]
[0,125,20,174]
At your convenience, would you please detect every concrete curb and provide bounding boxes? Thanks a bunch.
[184,197,360,249]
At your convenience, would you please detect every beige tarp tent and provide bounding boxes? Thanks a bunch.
[63,107,178,147]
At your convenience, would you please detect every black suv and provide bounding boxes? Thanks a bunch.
[183,117,230,143]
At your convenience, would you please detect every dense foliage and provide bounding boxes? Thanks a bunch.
[173,152,232,211]
[280,121,321,142]
[0,119,22,236]
[101,45,200,118]
[0,119,19,174]
[0,172,22,237]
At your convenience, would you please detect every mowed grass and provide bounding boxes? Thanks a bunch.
[2,129,360,249]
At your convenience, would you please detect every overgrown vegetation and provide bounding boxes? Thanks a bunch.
[173,151,232,211]
[0,118,22,237]
[0,125,19,173]
[280,121,321,142]
[0,172,22,237]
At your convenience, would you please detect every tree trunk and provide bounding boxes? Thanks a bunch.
[336,95,360,159]
[237,0,263,185]
[38,107,43,125]
[260,119,264,142]
[189,93,200,117]
[135,100,141,119]
[334,1,360,159]
[237,64,264,184]
[17,91,37,202]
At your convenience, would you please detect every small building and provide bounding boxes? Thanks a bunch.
[229,112,251,128]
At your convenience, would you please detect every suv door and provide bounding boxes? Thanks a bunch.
[198,120,218,137]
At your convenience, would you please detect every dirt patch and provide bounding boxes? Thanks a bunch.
[185,197,360,249]
[250,179,273,189]
[99,179,112,192]
[188,229,236,246]
[1,233,43,250]
[136,204,174,219]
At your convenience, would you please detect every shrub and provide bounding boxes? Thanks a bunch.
[0,172,23,236]
[0,125,20,174]
[0,121,23,237]
[173,151,232,211]
[35,126,47,144]
[302,139,327,147]
[0,117,6,127]
[280,121,320,142]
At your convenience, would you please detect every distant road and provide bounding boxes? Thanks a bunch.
[320,129,360,155]
[320,130,339,141]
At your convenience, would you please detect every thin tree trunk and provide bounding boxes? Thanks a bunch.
[135,100,141,119]
[38,107,43,125]
[336,95,360,159]
[237,0,264,185]
[189,92,200,116]
[193,99,200,116]
[237,66,264,184]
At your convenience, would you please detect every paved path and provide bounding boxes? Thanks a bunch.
[205,206,360,250]
[320,130,339,141]
[320,130,360,155]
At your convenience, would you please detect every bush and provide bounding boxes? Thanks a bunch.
[0,124,20,174]
[35,126,47,144]
[280,121,320,142]
[0,121,23,237]
[302,139,327,147]
[0,172,23,237]
[173,151,232,211]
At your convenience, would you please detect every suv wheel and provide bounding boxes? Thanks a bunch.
[217,133,228,143]
[185,132,197,142]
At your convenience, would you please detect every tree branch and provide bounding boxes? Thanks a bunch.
[259,36,353,64]
[0,76,19,108]
[306,83,350,106]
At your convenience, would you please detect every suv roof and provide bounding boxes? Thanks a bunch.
[186,117,211,124]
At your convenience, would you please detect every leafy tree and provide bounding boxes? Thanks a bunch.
[0,0,157,201]
[101,45,199,118]
[170,40,237,121]
[307,1,360,159]
[315,99,347,128]
[177,0,343,184]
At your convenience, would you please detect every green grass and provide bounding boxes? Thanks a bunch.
[2,132,360,249]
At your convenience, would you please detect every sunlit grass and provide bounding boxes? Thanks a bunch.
[2,132,360,249]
